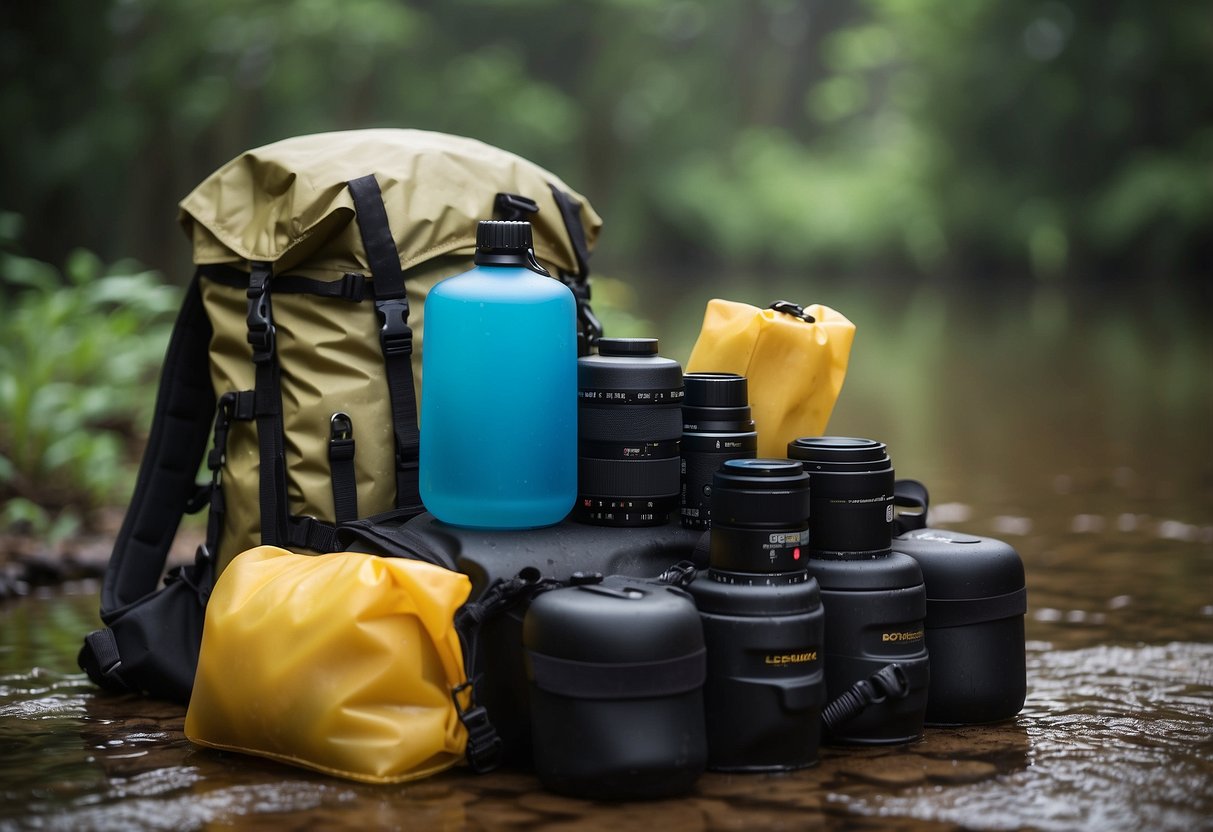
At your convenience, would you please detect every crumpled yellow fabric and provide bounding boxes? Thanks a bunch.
[185,546,472,784]
[686,300,856,458]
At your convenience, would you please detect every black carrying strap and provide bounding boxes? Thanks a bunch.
[99,273,216,614]
[81,272,218,701]
[548,185,602,354]
[246,261,290,547]
[328,412,358,524]
[346,174,422,517]
[452,569,564,773]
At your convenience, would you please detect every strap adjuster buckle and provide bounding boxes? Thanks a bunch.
[376,298,413,357]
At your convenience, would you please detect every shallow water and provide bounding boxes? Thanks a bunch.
[2,283,1210,830]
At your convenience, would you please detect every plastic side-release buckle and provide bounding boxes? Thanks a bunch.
[246,285,276,362]
[451,682,503,773]
[376,297,413,357]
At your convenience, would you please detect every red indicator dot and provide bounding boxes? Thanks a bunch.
[793,548,801,560]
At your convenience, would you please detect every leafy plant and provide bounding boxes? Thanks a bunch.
[0,214,180,534]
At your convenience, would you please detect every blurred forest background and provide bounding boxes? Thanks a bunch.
[1,0,1211,540]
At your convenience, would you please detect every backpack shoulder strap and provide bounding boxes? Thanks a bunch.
[548,185,602,353]
[347,173,423,517]
[101,271,216,615]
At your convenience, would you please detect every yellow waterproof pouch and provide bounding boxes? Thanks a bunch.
[686,300,856,458]
[184,546,473,784]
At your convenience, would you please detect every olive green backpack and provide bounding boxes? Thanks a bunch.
[80,129,602,702]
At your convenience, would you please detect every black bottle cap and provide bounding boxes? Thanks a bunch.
[474,220,549,274]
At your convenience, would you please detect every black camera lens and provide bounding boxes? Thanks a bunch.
[575,338,683,526]
[708,459,811,578]
[680,373,757,529]
[689,457,825,771]
[787,437,895,557]
[787,437,929,745]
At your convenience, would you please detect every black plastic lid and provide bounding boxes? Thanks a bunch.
[578,338,683,391]
[893,528,1024,599]
[598,337,659,357]
[807,551,923,591]
[474,220,549,274]
[523,575,704,663]
[788,437,893,472]
[476,219,533,252]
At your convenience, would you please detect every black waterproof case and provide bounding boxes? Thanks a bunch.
[893,528,1027,725]
[523,576,708,799]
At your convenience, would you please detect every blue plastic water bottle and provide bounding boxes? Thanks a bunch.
[420,220,577,528]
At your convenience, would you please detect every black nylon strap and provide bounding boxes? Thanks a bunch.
[548,186,601,353]
[82,628,123,678]
[199,264,367,302]
[926,587,1028,629]
[247,262,289,547]
[101,273,216,615]
[348,174,406,300]
[203,392,239,557]
[548,185,591,280]
[346,174,422,515]
[527,648,708,700]
[449,572,564,774]
[328,412,358,524]
[286,515,339,554]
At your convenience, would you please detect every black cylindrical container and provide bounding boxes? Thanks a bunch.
[688,459,825,771]
[787,437,895,557]
[523,575,707,799]
[789,437,929,745]
[680,373,758,529]
[893,528,1027,725]
[808,554,929,744]
[576,338,684,526]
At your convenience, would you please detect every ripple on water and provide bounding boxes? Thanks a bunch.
[842,642,1213,832]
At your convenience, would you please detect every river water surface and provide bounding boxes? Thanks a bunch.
[2,281,1210,830]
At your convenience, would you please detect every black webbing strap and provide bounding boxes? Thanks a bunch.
[547,185,601,354]
[202,390,254,557]
[100,273,216,615]
[346,174,422,516]
[285,515,339,553]
[246,261,289,547]
[199,264,368,302]
[451,571,565,773]
[328,412,358,524]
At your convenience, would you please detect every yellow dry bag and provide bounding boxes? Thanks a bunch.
[184,546,474,784]
[686,300,855,458]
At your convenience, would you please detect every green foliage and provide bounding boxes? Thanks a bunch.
[0,216,180,533]
[3,0,1210,286]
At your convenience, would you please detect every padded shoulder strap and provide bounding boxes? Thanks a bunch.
[102,272,216,615]
[548,185,602,353]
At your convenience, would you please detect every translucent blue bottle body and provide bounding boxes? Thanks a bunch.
[420,265,577,529]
